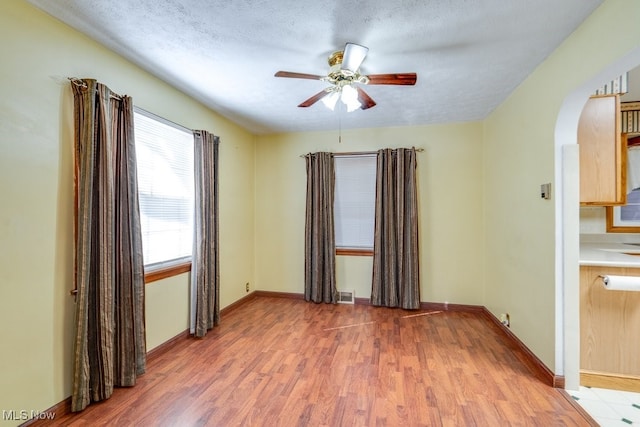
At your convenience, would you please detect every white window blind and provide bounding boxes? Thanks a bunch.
[334,155,377,249]
[134,110,194,269]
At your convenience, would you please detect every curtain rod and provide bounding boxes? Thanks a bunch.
[134,106,194,134]
[67,78,195,125]
[68,78,205,137]
[68,77,123,100]
[299,148,424,158]
[68,77,87,89]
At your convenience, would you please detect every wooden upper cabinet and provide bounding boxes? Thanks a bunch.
[579,94,625,206]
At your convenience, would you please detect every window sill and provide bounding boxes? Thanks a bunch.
[144,261,192,284]
[336,248,374,256]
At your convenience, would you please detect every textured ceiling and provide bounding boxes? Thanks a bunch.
[28,0,603,135]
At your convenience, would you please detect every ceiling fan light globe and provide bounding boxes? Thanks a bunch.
[322,91,339,110]
[341,84,358,101]
[341,85,361,112]
[345,99,361,112]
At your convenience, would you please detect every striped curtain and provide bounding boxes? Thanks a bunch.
[304,152,337,303]
[190,130,220,337]
[71,79,146,412]
[371,147,420,309]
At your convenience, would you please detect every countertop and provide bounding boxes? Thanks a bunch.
[580,242,640,267]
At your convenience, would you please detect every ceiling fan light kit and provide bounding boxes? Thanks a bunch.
[321,84,361,112]
[275,42,417,112]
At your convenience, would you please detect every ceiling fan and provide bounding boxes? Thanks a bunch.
[274,43,417,111]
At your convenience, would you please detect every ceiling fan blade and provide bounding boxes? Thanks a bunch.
[275,71,324,80]
[356,87,376,110]
[298,90,330,108]
[341,43,369,73]
[367,73,417,85]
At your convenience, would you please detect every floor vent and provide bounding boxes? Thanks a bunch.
[337,289,355,304]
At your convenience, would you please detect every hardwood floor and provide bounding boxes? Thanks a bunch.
[37,296,595,426]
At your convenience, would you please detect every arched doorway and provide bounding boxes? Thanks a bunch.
[556,46,640,390]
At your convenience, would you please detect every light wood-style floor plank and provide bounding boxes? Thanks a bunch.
[37,296,594,426]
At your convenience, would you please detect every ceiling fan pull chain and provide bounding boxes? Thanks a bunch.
[339,108,342,143]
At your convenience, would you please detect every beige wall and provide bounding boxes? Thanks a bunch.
[483,0,640,372]
[0,1,255,423]
[3,0,640,423]
[254,123,485,304]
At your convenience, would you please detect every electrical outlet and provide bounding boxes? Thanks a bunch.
[540,183,551,200]
[245,282,250,293]
[500,313,510,328]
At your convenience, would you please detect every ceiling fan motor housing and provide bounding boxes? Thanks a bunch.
[326,50,368,86]
[328,50,343,67]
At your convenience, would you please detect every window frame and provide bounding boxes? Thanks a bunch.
[144,259,192,283]
[134,107,195,283]
[606,136,640,233]
[336,247,374,256]
[333,153,377,257]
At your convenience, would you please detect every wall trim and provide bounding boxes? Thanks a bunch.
[146,329,191,363]
[20,397,71,426]
[581,370,640,393]
[252,290,305,300]
[420,301,486,312]
[481,307,564,388]
[220,291,259,315]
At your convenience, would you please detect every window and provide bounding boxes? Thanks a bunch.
[620,189,640,221]
[333,154,377,255]
[607,144,640,232]
[134,109,194,279]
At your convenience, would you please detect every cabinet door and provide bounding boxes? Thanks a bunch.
[579,94,625,205]
[580,266,640,379]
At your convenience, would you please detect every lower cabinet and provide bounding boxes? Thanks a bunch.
[580,265,640,391]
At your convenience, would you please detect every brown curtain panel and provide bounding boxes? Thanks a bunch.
[371,148,420,309]
[71,79,146,412]
[304,152,337,303]
[191,130,220,337]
